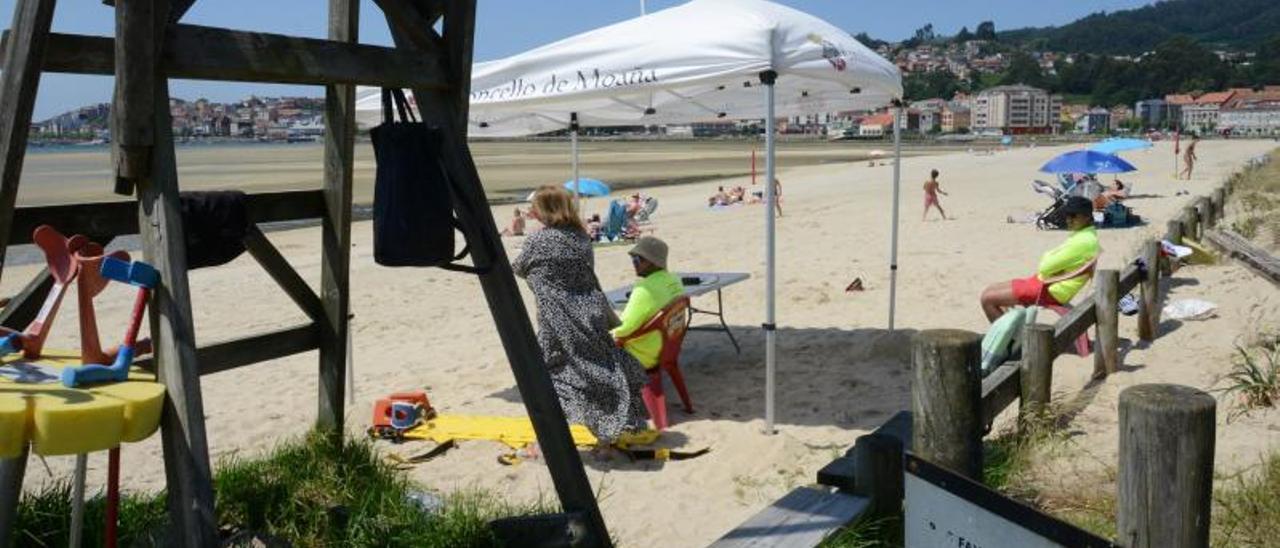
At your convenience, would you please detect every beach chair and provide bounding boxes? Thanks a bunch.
[634,197,659,224]
[617,296,692,430]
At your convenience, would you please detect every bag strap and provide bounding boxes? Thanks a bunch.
[392,88,418,123]
[381,88,394,124]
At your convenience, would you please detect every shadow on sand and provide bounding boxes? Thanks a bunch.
[488,326,918,437]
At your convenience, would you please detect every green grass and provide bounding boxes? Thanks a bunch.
[817,516,898,548]
[1213,453,1280,546]
[14,433,551,547]
[1228,150,1280,251]
[1216,339,1280,421]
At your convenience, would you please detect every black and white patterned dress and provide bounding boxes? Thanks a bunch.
[512,227,649,443]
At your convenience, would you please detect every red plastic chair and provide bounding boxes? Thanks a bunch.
[617,296,692,430]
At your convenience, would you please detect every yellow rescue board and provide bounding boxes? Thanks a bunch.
[400,414,659,449]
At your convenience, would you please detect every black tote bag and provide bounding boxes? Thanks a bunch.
[370,88,478,270]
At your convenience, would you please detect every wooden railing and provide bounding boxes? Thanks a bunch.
[711,153,1273,547]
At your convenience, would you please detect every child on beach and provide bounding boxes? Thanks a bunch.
[501,207,526,236]
[1179,135,1199,180]
[922,169,948,221]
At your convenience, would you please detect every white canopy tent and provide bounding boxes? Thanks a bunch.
[356,0,903,433]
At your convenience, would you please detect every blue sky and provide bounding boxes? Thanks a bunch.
[1,0,1152,120]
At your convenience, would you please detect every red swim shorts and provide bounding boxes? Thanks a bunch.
[1011,275,1062,307]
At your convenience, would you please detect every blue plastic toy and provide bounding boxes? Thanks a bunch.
[61,257,158,388]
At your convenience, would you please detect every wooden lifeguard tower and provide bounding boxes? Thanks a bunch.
[0,1,610,545]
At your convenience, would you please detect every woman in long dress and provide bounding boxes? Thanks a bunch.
[512,186,649,445]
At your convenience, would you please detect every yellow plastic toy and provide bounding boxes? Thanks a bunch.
[0,351,165,458]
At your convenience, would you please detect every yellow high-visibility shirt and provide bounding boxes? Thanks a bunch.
[611,269,683,368]
[1038,225,1100,304]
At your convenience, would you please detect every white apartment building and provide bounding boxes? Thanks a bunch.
[1180,91,1234,133]
[971,85,1062,134]
[1219,91,1280,136]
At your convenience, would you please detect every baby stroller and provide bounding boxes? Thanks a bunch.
[1034,184,1141,229]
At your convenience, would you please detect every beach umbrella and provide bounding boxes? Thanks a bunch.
[562,178,610,197]
[1039,150,1137,174]
[1090,138,1153,155]
[357,0,901,435]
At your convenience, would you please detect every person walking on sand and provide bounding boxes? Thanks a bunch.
[1179,134,1199,180]
[922,169,948,221]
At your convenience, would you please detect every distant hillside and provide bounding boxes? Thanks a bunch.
[999,0,1280,55]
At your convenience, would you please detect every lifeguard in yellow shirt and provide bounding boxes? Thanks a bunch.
[612,237,683,368]
[980,196,1101,322]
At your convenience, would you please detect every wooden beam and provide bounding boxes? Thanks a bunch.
[373,0,445,53]
[1204,229,1280,286]
[136,323,320,376]
[384,4,612,544]
[102,0,196,22]
[1054,300,1097,356]
[443,0,477,132]
[134,1,217,541]
[7,190,327,246]
[111,0,158,191]
[317,0,358,433]
[980,362,1020,427]
[0,269,52,330]
[243,225,326,325]
[0,0,57,298]
[0,26,450,89]
[710,487,870,548]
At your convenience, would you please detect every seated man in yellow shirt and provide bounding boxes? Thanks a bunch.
[980,196,1101,321]
[611,237,683,368]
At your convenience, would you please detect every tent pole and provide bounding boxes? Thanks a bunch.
[570,112,581,212]
[761,70,778,435]
[889,103,902,331]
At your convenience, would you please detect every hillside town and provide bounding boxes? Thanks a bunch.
[32,95,326,143]
[28,35,1280,144]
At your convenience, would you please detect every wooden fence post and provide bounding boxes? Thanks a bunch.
[852,432,904,538]
[1019,324,1054,427]
[0,444,28,547]
[911,329,982,479]
[316,0,357,436]
[1166,219,1183,246]
[1093,269,1120,379]
[1117,384,1215,548]
[1138,240,1161,342]
[1212,188,1226,222]
[1183,206,1199,241]
[1195,197,1213,228]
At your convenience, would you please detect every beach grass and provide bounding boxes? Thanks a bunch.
[1230,150,1280,250]
[13,432,550,547]
[817,516,898,548]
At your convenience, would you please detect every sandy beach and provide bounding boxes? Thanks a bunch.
[7,138,1278,546]
[15,139,961,206]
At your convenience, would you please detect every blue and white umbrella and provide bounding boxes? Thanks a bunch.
[1039,150,1137,174]
[1090,138,1153,155]
[563,178,610,197]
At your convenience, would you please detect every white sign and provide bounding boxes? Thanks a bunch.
[904,454,1112,548]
